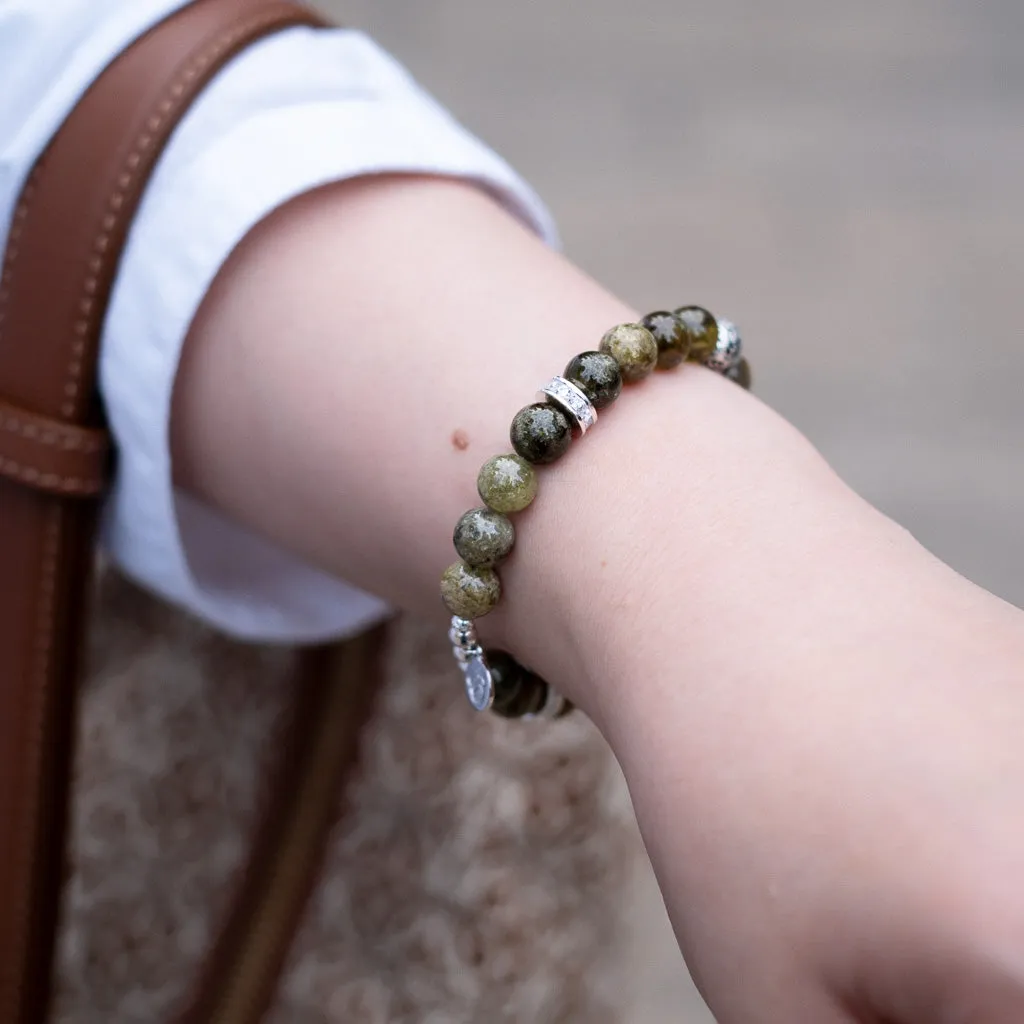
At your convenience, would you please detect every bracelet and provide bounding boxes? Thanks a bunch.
[441,305,751,719]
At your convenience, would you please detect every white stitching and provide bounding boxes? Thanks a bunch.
[0,170,39,337]
[0,415,105,453]
[0,458,99,493]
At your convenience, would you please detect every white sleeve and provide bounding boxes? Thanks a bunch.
[91,26,559,643]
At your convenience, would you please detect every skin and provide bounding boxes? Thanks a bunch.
[172,175,1024,1022]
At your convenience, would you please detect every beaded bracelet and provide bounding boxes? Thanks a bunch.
[441,305,751,719]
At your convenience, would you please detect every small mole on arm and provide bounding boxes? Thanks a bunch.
[452,428,470,451]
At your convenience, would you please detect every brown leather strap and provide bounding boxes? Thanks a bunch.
[0,397,110,496]
[0,4,328,1022]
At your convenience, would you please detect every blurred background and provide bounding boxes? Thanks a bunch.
[317,2,1024,1019]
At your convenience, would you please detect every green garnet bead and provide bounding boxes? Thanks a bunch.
[642,310,691,369]
[477,453,538,513]
[564,351,622,409]
[453,507,515,568]
[488,650,548,719]
[673,305,719,362]
[440,561,501,618]
[510,403,572,465]
[599,323,658,383]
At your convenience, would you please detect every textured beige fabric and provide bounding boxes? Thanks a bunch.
[55,570,637,1022]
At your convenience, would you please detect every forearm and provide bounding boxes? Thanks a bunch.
[172,172,1024,700]
[171,174,634,643]
[172,171,809,692]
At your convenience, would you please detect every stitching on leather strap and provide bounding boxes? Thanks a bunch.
[61,5,310,418]
[0,168,40,343]
[0,405,109,492]
[0,459,99,496]
[0,415,105,453]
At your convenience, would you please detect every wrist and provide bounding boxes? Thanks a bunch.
[488,363,903,730]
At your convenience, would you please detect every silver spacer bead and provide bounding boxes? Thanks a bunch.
[705,318,742,373]
[539,376,597,435]
[448,616,477,648]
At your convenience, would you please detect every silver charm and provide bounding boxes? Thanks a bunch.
[705,318,742,373]
[463,652,495,712]
[448,616,494,711]
[539,376,597,434]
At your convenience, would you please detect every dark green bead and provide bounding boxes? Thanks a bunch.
[488,650,549,719]
[726,357,752,390]
[673,305,719,362]
[510,403,572,465]
[453,507,515,567]
[564,351,622,409]
[440,561,501,618]
[642,311,691,369]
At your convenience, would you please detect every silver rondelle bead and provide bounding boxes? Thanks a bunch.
[448,616,477,648]
[705,318,742,373]
[539,376,597,434]
[449,616,480,664]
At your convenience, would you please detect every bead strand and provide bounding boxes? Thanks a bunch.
[441,305,750,718]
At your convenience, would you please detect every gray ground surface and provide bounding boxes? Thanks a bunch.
[317,2,1024,1018]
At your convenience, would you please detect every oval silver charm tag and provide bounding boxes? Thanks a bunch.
[463,652,495,711]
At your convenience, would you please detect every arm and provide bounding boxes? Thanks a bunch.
[172,174,1024,1022]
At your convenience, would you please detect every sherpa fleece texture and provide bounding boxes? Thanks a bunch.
[53,570,637,1022]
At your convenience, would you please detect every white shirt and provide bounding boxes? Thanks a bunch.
[0,0,556,642]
